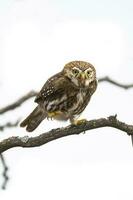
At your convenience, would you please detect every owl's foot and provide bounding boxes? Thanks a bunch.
[47,111,62,120]
[71,119,87,125]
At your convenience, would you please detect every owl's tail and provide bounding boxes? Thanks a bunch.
[20,106,46,132]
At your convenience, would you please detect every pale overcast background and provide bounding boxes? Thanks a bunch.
[0,0,133,199]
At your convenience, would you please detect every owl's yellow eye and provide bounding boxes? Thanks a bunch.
[72,68,80,76]
[86,70,92,77]
[87,70,90,75]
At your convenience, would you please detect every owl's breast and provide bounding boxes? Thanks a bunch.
[68,90,89,115]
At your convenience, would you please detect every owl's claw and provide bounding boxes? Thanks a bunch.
[71,119,87,125]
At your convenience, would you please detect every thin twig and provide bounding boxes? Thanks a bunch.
[0,115,133,154]
[98,76,133,89]
[0,154,9,189]
[0,91,37,115]
[0,120,20,131]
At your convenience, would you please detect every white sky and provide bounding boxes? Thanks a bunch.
[0,0,133,199]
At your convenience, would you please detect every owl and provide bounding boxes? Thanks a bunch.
[20,61,97,132]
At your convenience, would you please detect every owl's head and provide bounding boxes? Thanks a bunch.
[63,61,96,88]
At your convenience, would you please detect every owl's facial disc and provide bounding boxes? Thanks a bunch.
[64,65,96,88]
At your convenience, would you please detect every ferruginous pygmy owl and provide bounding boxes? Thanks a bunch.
[20,61,97,132]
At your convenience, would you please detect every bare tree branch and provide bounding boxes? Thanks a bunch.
[0,115,133,154]
[0,91,37,115]
[0,120,20,131]
[0,154,9,189]
[98,76,133,89]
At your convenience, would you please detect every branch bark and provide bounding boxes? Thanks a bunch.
[0,115,133,154]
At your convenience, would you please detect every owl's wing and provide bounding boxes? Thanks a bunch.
[34,72,68,104]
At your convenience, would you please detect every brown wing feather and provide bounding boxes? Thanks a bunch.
[34,72,79,113]
[35,72,63,104]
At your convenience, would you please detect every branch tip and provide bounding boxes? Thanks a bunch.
[0,154,9,189]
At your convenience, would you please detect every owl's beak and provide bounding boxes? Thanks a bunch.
[79,72,86,86]
[80,72,86,80]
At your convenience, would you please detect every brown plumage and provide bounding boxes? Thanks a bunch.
[20,61,97,132]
